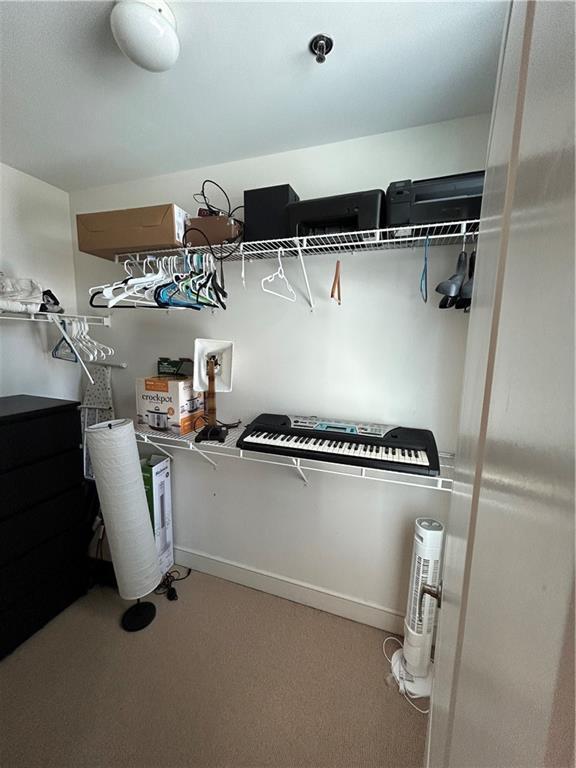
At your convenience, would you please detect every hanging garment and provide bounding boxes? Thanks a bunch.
[81,365,115,479]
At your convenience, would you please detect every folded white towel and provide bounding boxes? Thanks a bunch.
[0,297,41,313]
[0,276,43,303]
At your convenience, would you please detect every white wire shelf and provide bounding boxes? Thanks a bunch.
[0,310,110,326]
[115,219,480,264]
[134,424,455,492]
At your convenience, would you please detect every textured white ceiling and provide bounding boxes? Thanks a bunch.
[0,1,507,191]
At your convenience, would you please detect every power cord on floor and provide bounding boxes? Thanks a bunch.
[154,567,192,602]
[382,635,430,715]
[383,635,402,663]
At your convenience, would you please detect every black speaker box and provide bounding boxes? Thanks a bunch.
[243,184,299,242]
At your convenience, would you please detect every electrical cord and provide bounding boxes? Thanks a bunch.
[182,224,244,263]
[185,179,245,300]
[192,412,241,433]
[201,179,231,217]
[154,567,192,602]
[217,418,241,429]
[186,180,245,261]
[382,635,430,715]
[383,635,402,663]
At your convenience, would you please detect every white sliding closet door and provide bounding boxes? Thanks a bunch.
[427,1,575,766]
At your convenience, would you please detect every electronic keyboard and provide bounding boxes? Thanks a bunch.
[236,414,440,477]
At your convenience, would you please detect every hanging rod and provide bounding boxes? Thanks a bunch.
[0,310,110,326]
[88,360,127,369]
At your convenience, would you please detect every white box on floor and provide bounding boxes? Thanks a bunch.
[141,455,174,576]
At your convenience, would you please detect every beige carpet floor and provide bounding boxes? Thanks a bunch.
[0,571,427,768]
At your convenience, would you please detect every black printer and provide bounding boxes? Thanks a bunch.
[386,171,484,227]
[286,190,386,237]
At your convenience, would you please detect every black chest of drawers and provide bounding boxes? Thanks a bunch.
[0,395,95,659]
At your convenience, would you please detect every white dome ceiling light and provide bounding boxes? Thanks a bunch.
[110,0,180,73]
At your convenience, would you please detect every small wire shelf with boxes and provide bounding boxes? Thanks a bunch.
[115,219,481,264]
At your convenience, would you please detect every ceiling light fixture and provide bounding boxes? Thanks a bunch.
[110,0,180,73]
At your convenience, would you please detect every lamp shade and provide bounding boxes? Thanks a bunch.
[86,419,161,600]
[110,0,180,73]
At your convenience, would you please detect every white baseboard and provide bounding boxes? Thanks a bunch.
[174,546,404,635]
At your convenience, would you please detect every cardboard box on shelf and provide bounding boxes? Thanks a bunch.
[141,455,174,576]
[76,203,190,260]
[183,216,241,247]
[136,376,203,436]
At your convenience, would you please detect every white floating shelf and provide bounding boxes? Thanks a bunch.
[0,310,110,326]
[135,425,454,492]
[115,219,480,264]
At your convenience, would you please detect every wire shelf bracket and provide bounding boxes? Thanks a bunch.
[292,457,309,485]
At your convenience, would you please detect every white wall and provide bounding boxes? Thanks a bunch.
[0,162,80,399]
[71,114,490,630]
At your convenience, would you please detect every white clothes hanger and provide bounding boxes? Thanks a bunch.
[78,317,114,359]
[87,255,147,299]
[70,319,95,360]
[261,249,296,303]
[106,255,166,306]
[49,316,95,384]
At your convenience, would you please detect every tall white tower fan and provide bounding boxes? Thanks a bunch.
[389,518,444,701]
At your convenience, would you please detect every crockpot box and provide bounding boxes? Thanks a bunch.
[135,376,204,436]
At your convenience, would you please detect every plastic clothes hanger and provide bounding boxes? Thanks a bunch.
[79,317,114,359]
[69,319,95,360]
[102,255,159,305]
[88,258,141,299]
[187,253,227,309]
[155,253,218,309]
[262,249,296,302]
[154,280,203,309]
[49,317,95,384]
[52,334,77,363]
[107,256,167,307]
[420,237,430,303]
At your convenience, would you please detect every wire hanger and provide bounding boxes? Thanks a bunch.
[261,249,296,303]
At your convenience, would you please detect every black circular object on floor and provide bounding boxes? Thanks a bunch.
[121,601,156,632]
